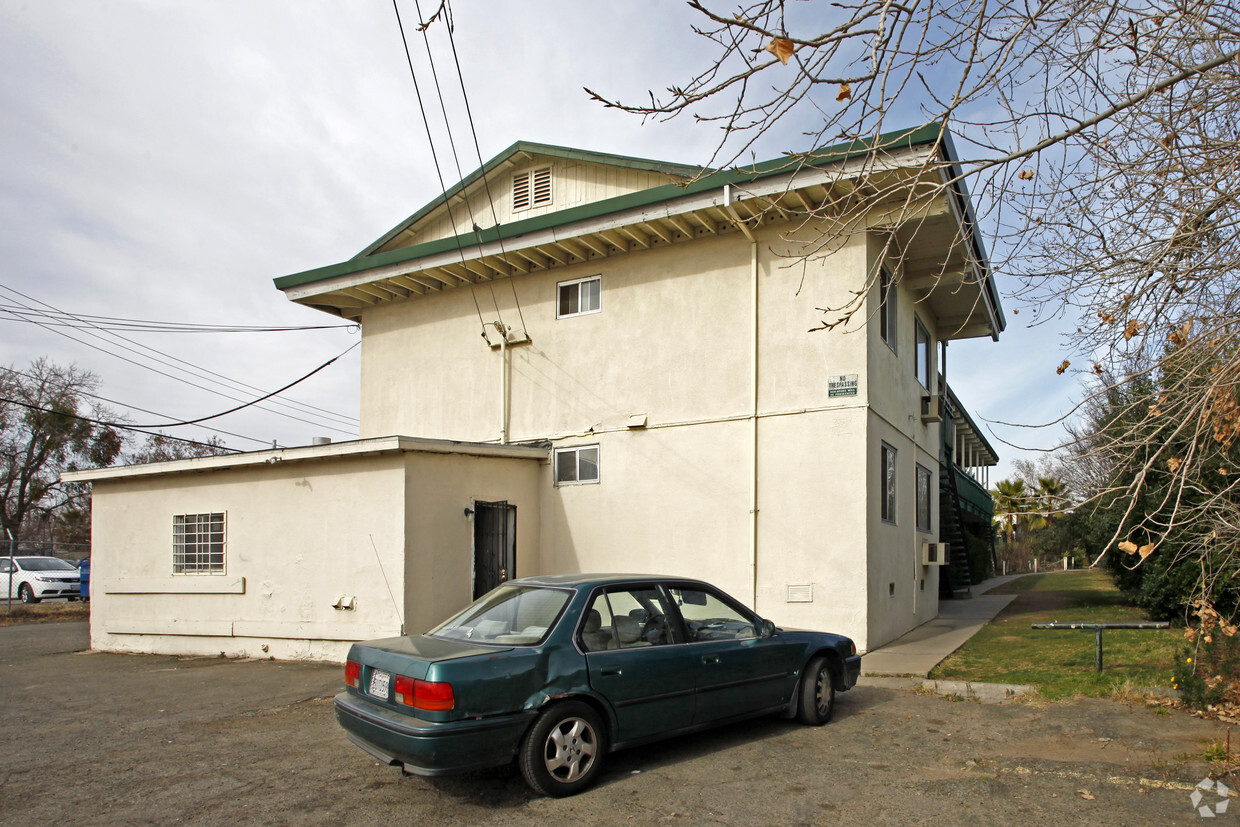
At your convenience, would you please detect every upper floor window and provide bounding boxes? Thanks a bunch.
[557,276,601,319]
[513,167,552,212]
[554,445,599,485]
[173,512,225,574]
[879,266,897,351]
[915,317,932,389]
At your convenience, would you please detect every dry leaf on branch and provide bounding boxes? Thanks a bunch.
[1056,360,1070,375]
[1139,543,1156,559]
[1124,319,1144,340]
[1019,169,1035,180]
[1168,457,1183,472]
[764,37,796,65]
[1119,540,1139,555]
[836,82,852,102]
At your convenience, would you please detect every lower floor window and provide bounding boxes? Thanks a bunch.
[174,512,225,573]
[554,445,599,485]
[881,443,897,523]
[916,464,933,532]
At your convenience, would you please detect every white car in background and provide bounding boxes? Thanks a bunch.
[0,557,81,603]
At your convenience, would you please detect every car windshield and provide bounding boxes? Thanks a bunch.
[428,585,571,646]
[16,557,77,572]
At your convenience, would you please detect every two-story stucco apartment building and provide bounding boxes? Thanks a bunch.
[65,124,1004,661]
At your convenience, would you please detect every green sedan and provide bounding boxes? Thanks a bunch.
[335,573,861,797]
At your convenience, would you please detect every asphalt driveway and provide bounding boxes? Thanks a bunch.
[0,622,1231,825]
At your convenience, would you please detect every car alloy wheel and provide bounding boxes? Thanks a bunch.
[18,583,40,604]
[796,655,836,725]
[519,700,606,797]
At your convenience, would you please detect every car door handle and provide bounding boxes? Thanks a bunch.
[601,668,622,676]
[702,656,721,665]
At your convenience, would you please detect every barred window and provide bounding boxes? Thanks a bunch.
[173,513,225,573]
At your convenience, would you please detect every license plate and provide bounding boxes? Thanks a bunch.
[367,669,391,699]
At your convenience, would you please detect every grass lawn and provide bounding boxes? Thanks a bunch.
[929,570,1182,698]
[0,600,89,627]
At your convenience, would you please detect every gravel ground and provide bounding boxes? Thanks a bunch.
[1,622,1234,825]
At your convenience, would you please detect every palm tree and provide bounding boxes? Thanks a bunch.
[1035,476,1069,528]
[991,478,1027,543]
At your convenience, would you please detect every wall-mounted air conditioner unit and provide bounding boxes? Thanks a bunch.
[921,394,942,423]
[922,542,948,566]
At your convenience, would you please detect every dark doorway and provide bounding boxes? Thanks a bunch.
[473,500,516,599]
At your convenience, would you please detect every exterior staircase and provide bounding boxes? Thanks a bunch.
[939,463,973,599]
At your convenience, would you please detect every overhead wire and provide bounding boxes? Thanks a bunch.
[0,285,359,428]
[0,303,356,333]
[0,283,359,432]
[438,0,529,336]
[1,341,358,432]
[0,365,272,448]
[410,0,507,335]
[391,0,492,343]
[0,396,242,454]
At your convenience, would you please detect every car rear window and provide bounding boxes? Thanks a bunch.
[428,585,571,646]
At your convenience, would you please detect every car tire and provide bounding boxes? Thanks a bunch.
[796,656,835,726]
[18,584,40,604]
[518,700,607,797]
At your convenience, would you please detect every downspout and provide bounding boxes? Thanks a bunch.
[487,322,510,444]
[724,185,759,608]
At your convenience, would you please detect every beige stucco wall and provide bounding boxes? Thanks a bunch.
[403,451,544,635]
[85,445,545,661]
[89,453,408,662]
[864,234,944,648]
[357,220,917,651]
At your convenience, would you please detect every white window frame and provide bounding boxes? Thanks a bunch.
[916,463,933,533]
[513,166,552,212]
[881,443,897,524]
[173,512,226,574]
[554,445,600,486]
[915,316,932,390]
[557,275,601,319]
[879,265,897,352]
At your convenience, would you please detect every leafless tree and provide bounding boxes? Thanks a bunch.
[584,0,1240,600]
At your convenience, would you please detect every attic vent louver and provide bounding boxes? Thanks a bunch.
[513,167,552,212]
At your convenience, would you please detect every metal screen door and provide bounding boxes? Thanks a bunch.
[473,500,516,599]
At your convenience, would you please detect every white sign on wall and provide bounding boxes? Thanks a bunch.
[828,374,859,398]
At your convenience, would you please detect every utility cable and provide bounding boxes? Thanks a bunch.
[0,397,241,454]
[391,0,492,343]
[0,365,271,447]
[411,0,506,334]
[2,342,357,431]
[440,0,529,337]
[0,284,358,431]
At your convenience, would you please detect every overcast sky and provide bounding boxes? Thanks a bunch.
[0,0,1076,476]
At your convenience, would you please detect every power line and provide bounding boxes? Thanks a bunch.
[0,283,359,431]
[0,396,241,454]
[0,303,356,334]
[438,0,528,337]
[410,0,507,335]
[1,341,358,432]
[0,365,271,448]
[391,0,493,343]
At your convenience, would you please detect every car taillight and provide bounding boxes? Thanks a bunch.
[344,659,361,688]
[391,675,454,711]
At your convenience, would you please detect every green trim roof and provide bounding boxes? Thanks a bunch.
[274,123,947,292]
[355,141,707,258]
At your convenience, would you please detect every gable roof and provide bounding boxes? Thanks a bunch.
[275,123,1005,341]
[356,141,704,258]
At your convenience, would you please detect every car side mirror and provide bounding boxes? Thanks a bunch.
[760,619,776,638]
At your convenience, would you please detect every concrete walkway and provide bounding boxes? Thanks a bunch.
[860,574,1030,678]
